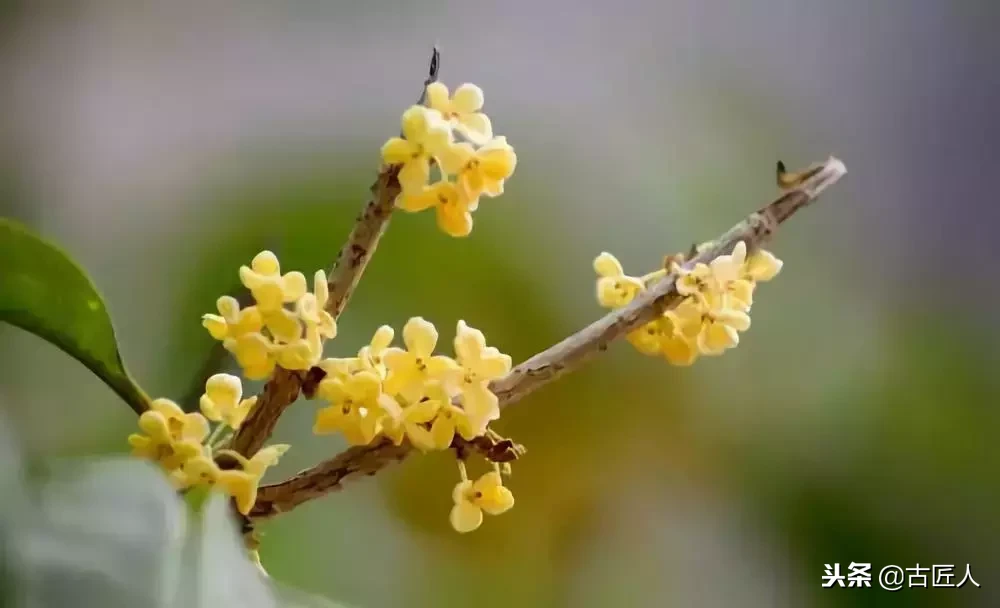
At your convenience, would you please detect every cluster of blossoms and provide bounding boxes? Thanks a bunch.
[381,82,517,237]
[127,375,287,515]
[146,249,516,533]
[202,251,337,379]
[312,316,516,532]
[594,241,783,365]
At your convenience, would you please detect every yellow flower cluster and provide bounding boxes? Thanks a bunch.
[381,83,517,237]
[127,374,288,514]
[311,316,517,532]
[313,317,510,450]
[202,251,337,379]
[594,241,783,365]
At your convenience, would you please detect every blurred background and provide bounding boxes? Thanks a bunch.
[1,1,999,606]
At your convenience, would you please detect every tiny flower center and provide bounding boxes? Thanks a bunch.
[167,418,184,437]
[415,357,427,371]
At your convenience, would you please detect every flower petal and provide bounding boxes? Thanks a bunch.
[251,251,281,276]
[281,271,307,303]
[381,137,417,164]
[456,113,493,144]
[449,501,483,533]
[452,83,485,113]
[424,83,451,114]
[436,204,473,237]
[398,157,431,193]
[402,317,438,357]
[430,415,456,449]
[593,252,624,278]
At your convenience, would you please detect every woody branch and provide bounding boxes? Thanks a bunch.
[230,48,441,457]
[248,156,848,518]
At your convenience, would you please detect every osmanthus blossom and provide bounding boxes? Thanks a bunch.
[449,469,514,533]
[424,82,493,144]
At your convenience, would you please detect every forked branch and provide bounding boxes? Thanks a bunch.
[248,156,848,517]
[230,49,440,457]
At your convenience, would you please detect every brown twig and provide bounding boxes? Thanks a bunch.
[228,49,441,458]
[248,156,848,518]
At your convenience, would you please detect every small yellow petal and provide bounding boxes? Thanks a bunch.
[370,325,394,351]
[402,317,438,358]
[281,271,308,303]
[452,83,485,113]
[381,137,417,165]
[456,113,493,144]
[251,251,280,276]
[264,308,303,343]
[202,315,228,340]
[593,252,624,278]
[205,373,242,409]
[400,105,432,141]
[436,204,473,237]
[424,82,450,112]
[430,415,456,449]
[449,501,483,533]
[398,157,431,193]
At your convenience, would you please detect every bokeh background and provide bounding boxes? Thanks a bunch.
[2,1,999,607]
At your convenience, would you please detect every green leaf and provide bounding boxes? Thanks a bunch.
[19,459,188,607]
[177,494,277,608]
[0,218,149,414]
[0,438,344,607]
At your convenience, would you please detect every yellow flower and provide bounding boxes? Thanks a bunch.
[314,371,383,445]
[199,373,257,430]
[317,324,395,385]
[396,180,475,238]
[212,445,290,515]
[675,262,713,299]
[626,317,699,366]
[224,332,277,380]
[668,296,750,356]
[128,399,208,473]
[394,382,472,451]
[696,308,751,355]
[745,248,783,282]
[383,317,459,401]
[727,246,783,310]
[437,137,517,200]
[627,318,668,357]
[449,471,514,533]
[276,325,324,371]
[381,105,453,192]
[426,398,478,450]
[594,253,645,308]
[296,270,337,340]
[377,393,440,447]
[262,308,303,343]
[425,82,493,145]
[202,296,263,340]
[452,320,510,434]
[239,250,308,313]
[357,324,395,379]
[179,454,258,500]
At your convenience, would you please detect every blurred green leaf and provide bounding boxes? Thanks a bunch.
[0,218,150,414]
[176,494,277,608]
[0,410,349,608]
[18,459,187,607]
